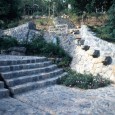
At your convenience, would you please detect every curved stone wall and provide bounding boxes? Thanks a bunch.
[80,25,115,64]
[71,25,115,82]
[45,23,115,82]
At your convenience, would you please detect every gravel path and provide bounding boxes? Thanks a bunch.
[15,85,115,115]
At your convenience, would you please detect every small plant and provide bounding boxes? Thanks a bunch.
[57,57,71,68]
[57,69,111,89]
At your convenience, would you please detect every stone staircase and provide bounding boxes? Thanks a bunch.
[54,17,75,29]
[0,81,9,98]
[0,55,67,96]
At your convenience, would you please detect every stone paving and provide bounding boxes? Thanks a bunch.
[0,98,49,115]
[14,84,115,115]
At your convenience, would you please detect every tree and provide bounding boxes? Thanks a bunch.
[0,0,23,29]
[67,0,113,14]
[67,0,88,14]
[106,0,115,38]
[0,0,23,20]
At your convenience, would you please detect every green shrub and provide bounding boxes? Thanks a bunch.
[57,57,71,68]
[7,21,19,28]
[0,35,72,67]
[33,12,42,16]
[106,3,115,39]
[0,36,18,50]
[88,3,115,42]
[88,25,115,43]
[57,69,111,89]
[0,20,5,29]
[22,36,72,67]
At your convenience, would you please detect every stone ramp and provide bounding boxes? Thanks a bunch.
[15,85,115,115]
[0,55,67,96]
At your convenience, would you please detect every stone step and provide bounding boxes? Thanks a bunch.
[0,81,4,88]
[6,69,63,87]
[0,61,52,72]
[2,65,57,79]
[10,72,67,95]
[0,89,9,98]
[0,57,47,66]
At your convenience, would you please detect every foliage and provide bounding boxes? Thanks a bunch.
[21,36,72,67]
[0,36,18,50]
[35,18,48,26]
[0,20,5,29]
[0,0,23,29]
[23,0,45,15]
[0,35,72,67]
[23,0,65,16]
[0,0,23,20]
[57,69,111,89]
[7,21,19,28]
[67,0,113,14]
[88,21,115,43]
[57,57,71,68]
[105,2,115,39]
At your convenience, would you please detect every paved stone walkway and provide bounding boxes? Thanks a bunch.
[14,85,115,115]
[0,98,49,115]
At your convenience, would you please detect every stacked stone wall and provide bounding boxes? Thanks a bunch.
[80,25,115,64]
[71,25,115,82]
[3,23,40,42]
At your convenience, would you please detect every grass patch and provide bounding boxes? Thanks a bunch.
[57,69,111,89]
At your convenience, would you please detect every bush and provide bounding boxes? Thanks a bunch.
[0,35,72,67]
[22,36,72,67]
[88,3,115,42]
[106,3,115,39]
[7,21,19,28]
[88,25,115,43]
[0,36,19,50]
[57,57,71,68]
[57,69,111,89]
[0,20,5,29]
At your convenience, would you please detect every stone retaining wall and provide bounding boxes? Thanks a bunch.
[71,25,115,82]
[3,23,40,42]
[71,46,115,81]
[80,25,115,64]
[44,24,115,82]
